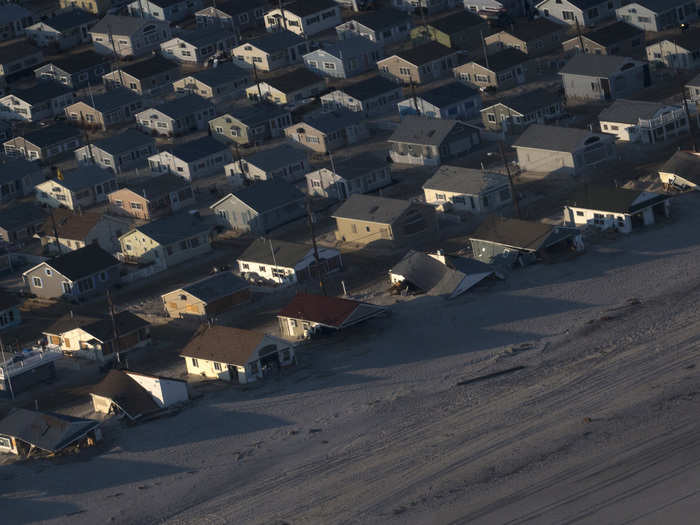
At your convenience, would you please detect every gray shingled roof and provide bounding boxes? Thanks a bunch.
[309,36,378,60]
[227,102,290,126]
[243,30,304,53]
[497,18,562,42]
[44,244,119,280]
[188,62,248,87]
[0,158,41,184]
[55,165,115,191]
[470,216,556,251]
[182,271,249,302]
[37,8,96,32]
[91,15,157,35]
[41,50,109,74]
[120,55,179,80]
[239,237,311,266]
[135,213,212,245]
[394,41,454,66]
[513,124,603,152]
[331,151,389,180]
[567,186,667,213]
[302,110,364,134]
[337,75,399,101]
[21,124,80,148]
[423,10,483,34]
[389,115,461,146]
[390,250,467,297]
[575,21,642,47]
[332,193,411,224]
[0,409,100,454]
[0,40,41,65]
[92,128,152,154]
[474,48,528,72]
[598,99,666,125]
[172,27,231,47]
[227,179,304,212]
[559,54,641,77]
[240,142,307,172]
[423,166,508,195]
[263,68,324,93]
[148,94,212,119]
[0,203,46,231]
[125,173,189,200]
[351,9,410,31]
[279,0,336,17]
[168,136,229,163]
[78,87,141,113]
[481,87,561,115]
[632,0,688,11]
[9,81,73,105]
[418,81,479,108]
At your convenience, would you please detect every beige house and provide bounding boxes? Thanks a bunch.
[3,124,81,162]
[39,208,131,254]
[377,41,458,85]
[89,15,172,58]
[135,94,215,136]
[64,88,144,131]
[245,68,325,105]
[264,1,341,37]
[454,48,529,91]
[172,63,250,100]
[562,21,644,57]
[60,0,112,15]
[161,272,250,319]
[232,30,310,72]
[102,55,179,96]
[484,19,564,58]
[107,174,195,221]
[209,103,292,146]
[284,111,369,154]
[34,166,117,210]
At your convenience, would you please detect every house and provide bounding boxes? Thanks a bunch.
[658,150,700,190]
[38,208,130,254]
[119,212,212,269]
[397,81,481,120]
[0,40,43,79]
[42,310,150,361]
[180,326,295,384]
[391,0,458,14]
[284,111,369,154]
[60,0,112,15]
[232,30,310,72]
[0,5,35,42]
[562,21,644,57]
[89,15,172,58]
[210,179,306,234]
[162,272,250,319]
[0,157,43,202]
[389,250,497,299]
[3,124,81,162]
[0,121,10,142]
[34,50,110,89]
[35,165,116,210]
[278,293,386,339]
[160,28,236,65]
[536,0,622,28]
[0,81,75,122]
[22,244,120,299]
[303,37,383,79]
[321,75,402,117]
[563,186,670,233]
[453,48,529,91]
[306,151,392,199]
[25,9,96,51]
[484,18,564,57]
[616,0,697,32]
[513,124,616,175]
[227,142,309,184]
[64,88,143,131]
[377,41,459,85]
[148,136,232,181]
[0,409,101,457]
[0,203,45,244]
[135,94,215,136]
[237,238,342,285]
[422,166,511,213]
[480,87,565,133]
[333,193,437,246]
[195,0,265,33]
[264,0,342,37]
[246,68,326,105]
[90,370,189,420]
[388,115,481,167]
[75,128,157,173]
[107,173,195,220]
[0,347,63,395]
[410,10,488,50]
[209,103,292,145]
[469,215,583,265]
[127,0,203,22]
[646,29,700,70]
[559,54,650,101]
[336,9,412,46]
[172,62,250,100]
[102,55,179,96]
[686,73,700,102]
[0,291,22,329]
[598,99,691,144]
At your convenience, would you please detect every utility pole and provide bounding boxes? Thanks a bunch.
[252,62,263,100]
[106,290,122,366]
[278,0,288,31]
[49,207,63,256]
[499,141,521,219]
[107,25,125,88]
[409,76,419,114]
[80,111,94,162]
[305,199,326,295]
[480,30,490,70]
[575,17,585,54]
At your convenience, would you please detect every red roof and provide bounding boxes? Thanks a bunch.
[277,293,361,327]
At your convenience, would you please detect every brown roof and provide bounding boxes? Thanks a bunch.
[277,293,361,327]
[180,325,265,366]
[42,209,103,241]
[90,370,159,419]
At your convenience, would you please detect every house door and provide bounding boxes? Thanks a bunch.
[228,365,239,383]
[601,78,611,100]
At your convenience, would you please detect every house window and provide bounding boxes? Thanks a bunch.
[214,362,222,371]
[191,357,199,367]
[99,271,107,281]
[250,362,258,374]
[487,113,496,122]
[324,62,335,70]
[32,276,43,288]
[45,269,52,276]
[576,211,584,216]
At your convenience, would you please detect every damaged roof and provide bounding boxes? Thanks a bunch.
[390,250,467,298]
[0,408,100,453]
[567,186,667,213]
[90,370,160,420]
[659,150,700,184]
[277,293,376,327]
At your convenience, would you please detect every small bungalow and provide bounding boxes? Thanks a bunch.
[162,271,250,319]
[237,238,342,285]
[209,102,292,145]
[119,212,212,269]
[245,68,326,105]
[211,179,306,234]
[284,111,369,154]
[377,41,459,85]
[22,244,120,299]
[392,0,457,14]
[0,347,62,395]
[559,54,650,102]
[0,40,43,79]
[160,28,236,65]
[480,87,565,133]
[102,54,180,97]
[336,9,412,46]
[232,30,310,72]
[658,150,700,190]
[513,124,616,175]
[563,186,670,233]
[646,29,700,70]
[615,0,697,32]
[196,0,265,33]
[39,208,130,254]
[172,62,250,100]
[34,165,117,210]
[410,9,488,50]
[320,75,402,117]
[25,8,96,51]
[536,0,621,28]
[107,174,195,221]
[264,0,342,37]
[59,0,112,15]
[388,115,481,167]
[0,204,45,244]
[303,37,382,79]
[0,4,35,42]
[3,123,81,162]
[333,193,437,246]
[75,128,157,173]
[135,94,215,136]
[306,151,392,199]
[90,370,189,420]
[34,50,110,89]
[89,15,172,58]
[0,81,75,122]
[453,48,530,91]
[422,166,511,213]
[0,157,43,202]
[64,88,144,130]
[397,81,481,120]
[484,18,564,57]
[227,142,309,183]
[42,310,150,361]
[148,136,232,181]
[598,99,691,144]
[127,0,203,23]
[562,21,643,57]
[278,293,386,339]
[469,215,583,266]
[181,326,294,383]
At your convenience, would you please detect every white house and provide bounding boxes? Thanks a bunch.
[148,136,232,181]
[598,99,694,144]
[264,0,341,37]
[128,0,203,22]
[160,28,236,64]
[422,165,511,213]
